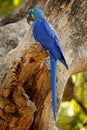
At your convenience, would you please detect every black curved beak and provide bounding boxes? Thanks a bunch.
[26,14,34,24]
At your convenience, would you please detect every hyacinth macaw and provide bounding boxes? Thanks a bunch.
[26,8,68,120]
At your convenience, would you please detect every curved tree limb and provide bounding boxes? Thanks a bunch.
[0,0,87,129]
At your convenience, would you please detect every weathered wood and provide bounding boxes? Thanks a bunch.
[0,0,87,129]
[0,41,49,129]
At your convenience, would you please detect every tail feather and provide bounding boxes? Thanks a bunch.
[55,45,68,69]
[60,53,68,69]
[61,58,68,69]
[50,54,57,120]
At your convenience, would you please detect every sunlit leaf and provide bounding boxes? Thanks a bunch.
[56,71,87,130]
[13,0,21,6]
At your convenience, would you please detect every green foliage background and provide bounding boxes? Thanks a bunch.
[0,0,22,17]
[0,1,87,130]
[56,73,87,130]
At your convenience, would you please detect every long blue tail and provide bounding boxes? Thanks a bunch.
[50,54,57,120]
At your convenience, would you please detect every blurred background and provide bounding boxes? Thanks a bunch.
[0,1,87,130]
[0,0,23,17]
[56,72,87,130]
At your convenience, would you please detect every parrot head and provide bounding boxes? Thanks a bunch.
[26,8,45,24]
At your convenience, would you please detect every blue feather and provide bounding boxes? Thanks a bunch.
[50,54,57,120]
[33,18,68,69]
[27,8,68,120]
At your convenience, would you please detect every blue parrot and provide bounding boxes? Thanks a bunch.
[26,8,68,120]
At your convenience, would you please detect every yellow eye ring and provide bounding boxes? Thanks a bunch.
[31,9,34,12]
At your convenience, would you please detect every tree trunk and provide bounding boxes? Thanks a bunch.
[0,0,87,129]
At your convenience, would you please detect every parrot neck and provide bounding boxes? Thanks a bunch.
[34,15,46,21]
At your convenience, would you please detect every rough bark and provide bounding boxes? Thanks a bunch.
[0,0,87,130]
[0,18,29,62]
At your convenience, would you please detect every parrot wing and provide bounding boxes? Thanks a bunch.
[33,18,68,69]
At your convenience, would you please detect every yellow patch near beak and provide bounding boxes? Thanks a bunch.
[31,14,34,20]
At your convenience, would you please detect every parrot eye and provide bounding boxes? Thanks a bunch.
[31,9,34,13]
